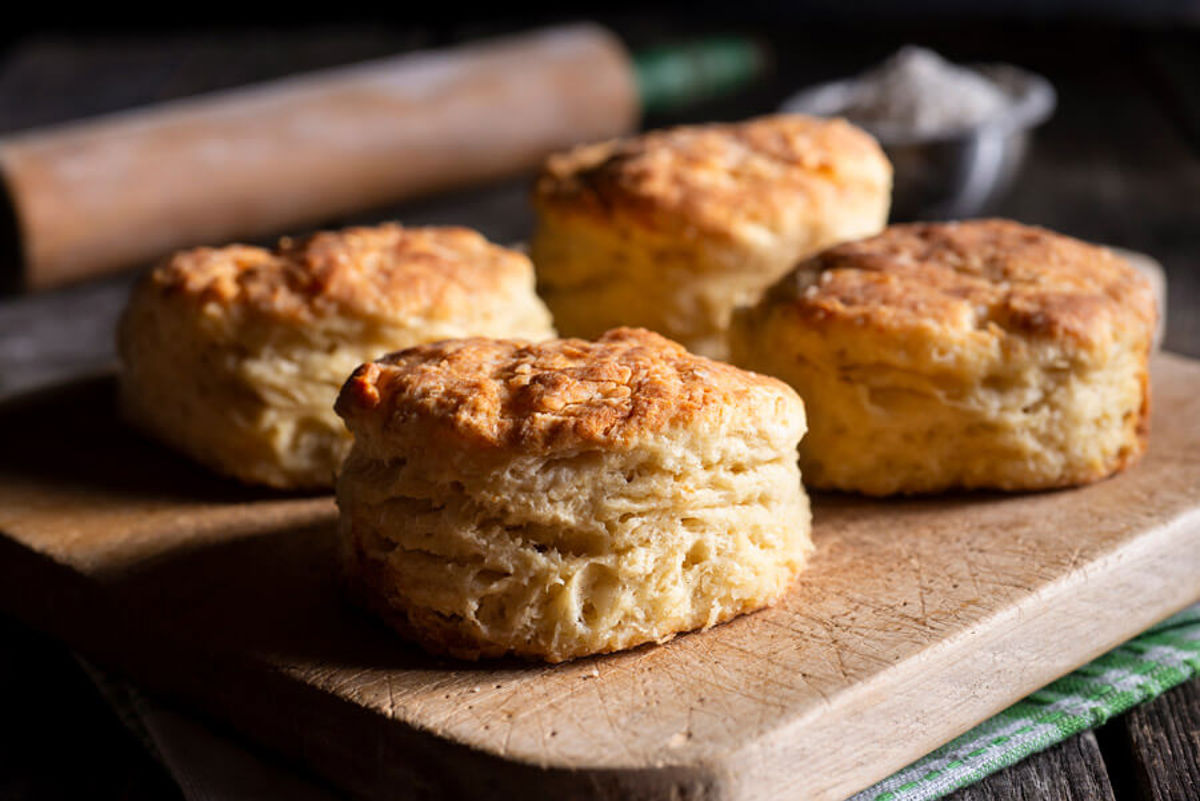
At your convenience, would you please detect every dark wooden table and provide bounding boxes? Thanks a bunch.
[0,18,1197,801]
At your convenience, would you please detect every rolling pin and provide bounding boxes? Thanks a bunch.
[0,25,763,291]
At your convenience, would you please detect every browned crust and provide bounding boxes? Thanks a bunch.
[335,328,801,454]
[141,223,535,323]
[763,220,1158,351]
[532,114,891,240]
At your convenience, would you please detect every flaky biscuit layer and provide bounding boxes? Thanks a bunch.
[336,329,812,661]
[530,114,892,359]
[731,220,1156,495]
[118,224,554,488]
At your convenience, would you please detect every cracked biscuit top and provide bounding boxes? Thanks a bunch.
[533,114,891,239]
[762,219,1157,352]
[142,224,537,324]
[336,328,805,453]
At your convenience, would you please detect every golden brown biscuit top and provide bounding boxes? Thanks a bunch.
[533,114,891,238]
[143,224,533,323]
[336,328,804,453]
[763,220,1157,350]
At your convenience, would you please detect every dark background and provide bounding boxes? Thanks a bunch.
[1,5,1198,800]
[2,7,1197,350]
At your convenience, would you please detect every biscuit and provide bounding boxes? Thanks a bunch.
[118,224,555,489]
[334,328,811,662]
[730,220,1157,495]
[530,114,892,359]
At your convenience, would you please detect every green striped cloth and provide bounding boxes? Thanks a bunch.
[854,603,1200,801]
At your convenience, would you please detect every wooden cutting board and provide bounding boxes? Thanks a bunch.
[1,354,1198,801]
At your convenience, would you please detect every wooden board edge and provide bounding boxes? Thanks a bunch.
[730,502,1200,801]
[0,534,735,800]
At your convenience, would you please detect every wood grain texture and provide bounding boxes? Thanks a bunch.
[1,355,1199,801]
[1122,678,1200,801]
[947,731,1115,801]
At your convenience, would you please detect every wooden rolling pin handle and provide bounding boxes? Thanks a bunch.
[0,24,640,291]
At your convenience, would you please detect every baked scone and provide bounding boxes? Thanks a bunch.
[730,220,1157,496]
[118,224,555,489]
[530,114,892,360]
[334,328,811,662]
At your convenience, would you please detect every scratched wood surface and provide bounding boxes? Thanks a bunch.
[1,354,1198,801]
[949,732,1116,801]
[1118,678,1200,801]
